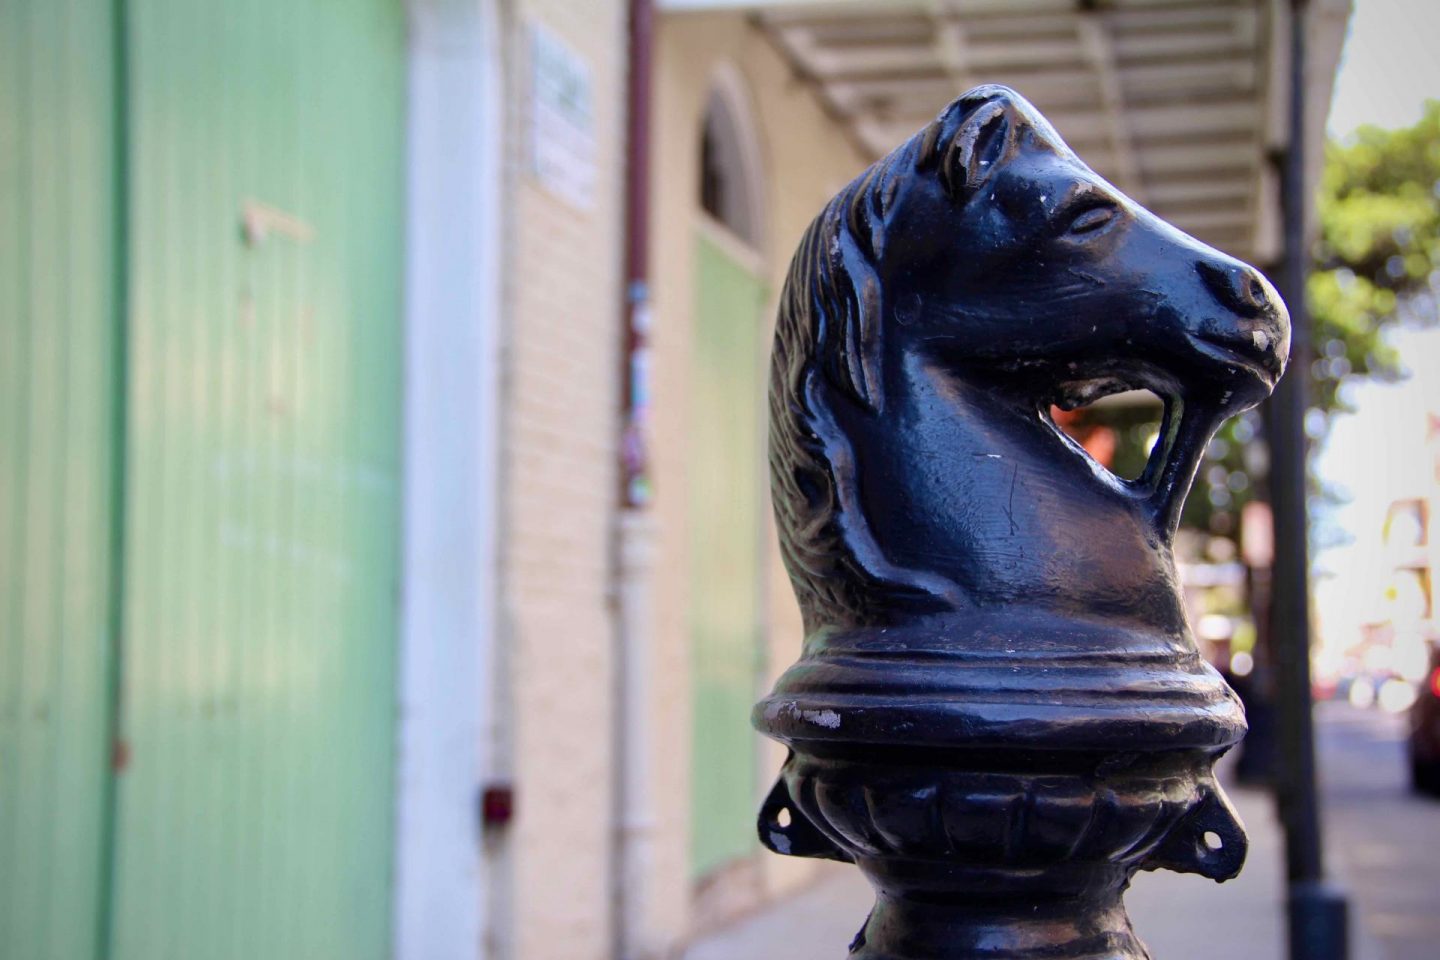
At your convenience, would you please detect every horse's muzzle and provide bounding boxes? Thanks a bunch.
[1192,258,1290,387]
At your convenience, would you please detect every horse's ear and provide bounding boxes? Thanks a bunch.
[951,99,1014,194]
[919,90,1020,202]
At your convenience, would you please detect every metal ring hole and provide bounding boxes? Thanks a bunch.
[1202,830,1223,852]
[776,807,792,829]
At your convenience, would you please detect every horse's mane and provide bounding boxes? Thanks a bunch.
[769,86,1070,631]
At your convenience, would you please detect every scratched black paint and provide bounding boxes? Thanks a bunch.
[754,86,1288,959]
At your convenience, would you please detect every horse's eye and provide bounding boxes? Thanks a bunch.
[1065,205,1116,236]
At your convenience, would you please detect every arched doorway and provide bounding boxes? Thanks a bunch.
[688,69,770,880]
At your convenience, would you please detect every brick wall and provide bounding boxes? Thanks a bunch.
[496,2,628,959]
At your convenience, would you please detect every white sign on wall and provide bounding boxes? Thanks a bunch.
[528,21,596,211]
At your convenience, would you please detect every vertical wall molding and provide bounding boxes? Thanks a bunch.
[395,1,506,958]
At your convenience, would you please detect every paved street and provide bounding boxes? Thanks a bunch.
[686,703,1439,960]
[1317,701,1440,959]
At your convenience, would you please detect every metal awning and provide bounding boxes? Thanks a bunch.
[663,0,1351,267]
[761,0,1283,262]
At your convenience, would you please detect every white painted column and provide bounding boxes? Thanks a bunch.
[396,2,505,958]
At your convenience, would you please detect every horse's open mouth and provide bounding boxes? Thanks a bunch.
[1039,361,1231,535]
[1041,364,1186,499]
[1050,374,1164,414]
[1036,331,1278,494]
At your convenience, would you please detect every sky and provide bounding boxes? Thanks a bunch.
[1311,0,1440,645]
[1326,0,1440,138]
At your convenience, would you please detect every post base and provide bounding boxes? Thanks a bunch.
[754,614,1250,960]
[1287,881,1348,960]
[849,871,1147,960]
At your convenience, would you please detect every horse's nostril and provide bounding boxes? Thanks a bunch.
[1197,259,1269,318]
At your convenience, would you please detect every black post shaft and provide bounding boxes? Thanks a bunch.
[1271,3,1349,958]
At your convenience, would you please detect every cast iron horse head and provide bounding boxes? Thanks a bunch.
[757,86,1290,959]
[771,84,1287,637]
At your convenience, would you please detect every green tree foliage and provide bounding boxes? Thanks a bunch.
[1308,100,1440,414]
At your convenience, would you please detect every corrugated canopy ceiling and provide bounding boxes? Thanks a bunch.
[749,0,1287,263]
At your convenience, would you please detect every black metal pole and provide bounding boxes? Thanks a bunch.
[1271,3,1349,957]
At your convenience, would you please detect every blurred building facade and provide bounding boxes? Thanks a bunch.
[1363,412,1440,700]
[0,2,1348,960]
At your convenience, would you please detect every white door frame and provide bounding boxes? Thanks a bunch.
[395,1,505,958]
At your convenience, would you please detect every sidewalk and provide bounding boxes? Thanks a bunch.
[683,782,1380,960]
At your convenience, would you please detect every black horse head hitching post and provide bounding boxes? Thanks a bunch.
[755,85,1288,959]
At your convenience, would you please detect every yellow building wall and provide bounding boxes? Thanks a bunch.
[648,9,874,943]
[491,7,874,955]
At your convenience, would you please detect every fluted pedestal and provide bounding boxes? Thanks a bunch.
[754,614,1247,959]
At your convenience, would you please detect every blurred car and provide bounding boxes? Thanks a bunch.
[1409,644,1440,796]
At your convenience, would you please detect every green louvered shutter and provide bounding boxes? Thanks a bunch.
[0,1,123,957]
[689,232,769,878]
[108,3,407,958]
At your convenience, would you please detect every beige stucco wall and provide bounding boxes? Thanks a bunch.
[488,7,875,956]
[494,2,628,959]
[646,9,874,947]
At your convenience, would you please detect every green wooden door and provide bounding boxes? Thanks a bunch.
[0,3,406,956]
[108,3,407,959]
[689,233,768,878]
[0,2,123,958]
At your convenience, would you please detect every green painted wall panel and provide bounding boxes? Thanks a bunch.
[0,1,121,958]
[689,233,768,878]
[109,3,406,958]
